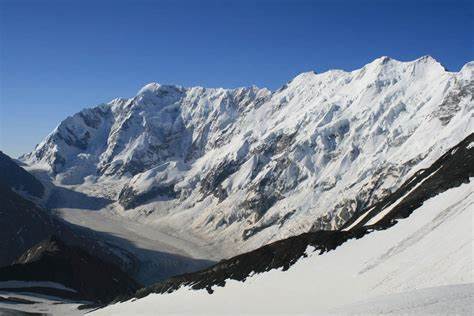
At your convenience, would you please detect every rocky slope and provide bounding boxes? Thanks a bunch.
[0,151,44,198]
[0,236,140,304]
[0,153,128,270]
[22,56,474,256]
[0,181,56,267]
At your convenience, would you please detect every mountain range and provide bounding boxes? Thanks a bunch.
[0,56,472,314]
[21,56,473,257]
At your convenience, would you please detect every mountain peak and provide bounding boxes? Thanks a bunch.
[415,54,437,63]
[368,55,444,69]
[137,82,185,95]
[459,61,474,80]
[374,55,393,64]
[138,82,162,95]
[413,55,445,68]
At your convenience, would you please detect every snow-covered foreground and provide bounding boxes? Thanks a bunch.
[0,291,89,315]
[94,181,473,315]
[334,283,473,315]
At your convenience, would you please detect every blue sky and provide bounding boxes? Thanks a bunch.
[1,0,472,157]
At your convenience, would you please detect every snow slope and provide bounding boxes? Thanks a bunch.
[333,284,473,315]
[93,180,473,315]
[0,291,89,315]
[22,56,474,257]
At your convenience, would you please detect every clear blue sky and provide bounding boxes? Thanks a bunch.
[1,0,472,157]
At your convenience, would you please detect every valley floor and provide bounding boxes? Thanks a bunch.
[56,206,221,261]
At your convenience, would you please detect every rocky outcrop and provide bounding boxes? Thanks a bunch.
[119,184,178,209]
[0,236,141,303]
[0,182,55,267]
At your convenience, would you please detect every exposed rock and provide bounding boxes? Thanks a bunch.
[0,236,141,303]
[0,151,44,198]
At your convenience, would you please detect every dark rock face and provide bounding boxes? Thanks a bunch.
[242,209,296,240]
[119,184,178,210]
[0,151,44,198]
[60,127,90,150]
[239,156,301,232]
[117,133,473,301]
[253,132,297,157]
[0,236,141,303]
[341,132,474,230]
[0,183,56,267]
[433,80,473,126]
[200,159,240,201]
[0,183,134,276]
[310,164,399,231]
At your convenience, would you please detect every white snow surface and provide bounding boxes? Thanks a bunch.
[93,181,473,315]
[0,291,90,315]
[333,283,474,315]
[22,56,474,258]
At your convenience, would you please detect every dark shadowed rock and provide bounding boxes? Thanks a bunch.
[0,236,141,303]
[0,151,44,198]
[119,184,178,210]
[0,183,56,267]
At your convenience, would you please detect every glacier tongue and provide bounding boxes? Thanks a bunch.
[22,56,474,258]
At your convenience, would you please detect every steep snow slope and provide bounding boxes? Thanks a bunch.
[93,180,474,315]
[22,56,474,257]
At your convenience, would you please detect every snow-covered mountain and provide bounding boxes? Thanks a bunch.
[4,130,472,315]
[92,134,474,315]
[106,132,470,297]
[22,56,474,257]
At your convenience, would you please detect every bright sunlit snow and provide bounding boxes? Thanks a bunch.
[93,181,473,315]
[22,57,474,261]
